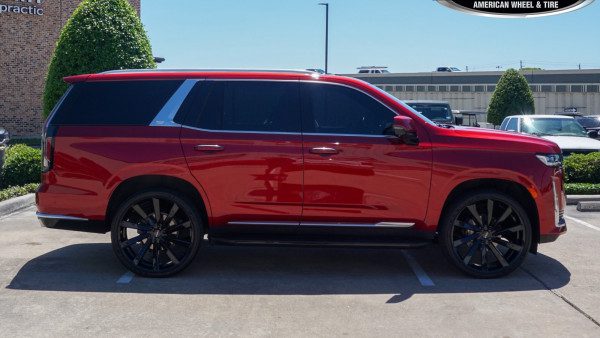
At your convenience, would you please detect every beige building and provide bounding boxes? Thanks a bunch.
[0,0,141,137]
[351,69,600,118]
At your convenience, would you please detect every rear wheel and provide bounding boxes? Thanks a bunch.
[110,190,202,277]
[439,191,532,278]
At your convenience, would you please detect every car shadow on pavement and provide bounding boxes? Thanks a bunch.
[6,241,571,302]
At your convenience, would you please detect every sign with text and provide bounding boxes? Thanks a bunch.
[436,0,595,17]
[0,0,46,16]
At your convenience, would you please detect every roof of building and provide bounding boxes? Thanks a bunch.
[403,100,450,104]
[507,115,574,119]
[345,69,600,85]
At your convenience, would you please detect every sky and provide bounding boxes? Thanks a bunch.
[141,0,600,74]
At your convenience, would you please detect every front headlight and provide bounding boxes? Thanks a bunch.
[536,154,562,167]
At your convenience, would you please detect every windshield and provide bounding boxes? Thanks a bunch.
[576,116,600,128]
[407,104,453,122]
[370,86,437,126]
[521,117,589,137]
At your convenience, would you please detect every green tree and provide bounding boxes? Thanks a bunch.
[43,0,155,117]
[487,69,535,126]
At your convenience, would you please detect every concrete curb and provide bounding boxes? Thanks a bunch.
[566,195,600,205]
[577,201,600,212]
[0,193,35,217]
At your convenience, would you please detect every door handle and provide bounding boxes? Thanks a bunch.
[194,144,224,152]
[309,147,339,155]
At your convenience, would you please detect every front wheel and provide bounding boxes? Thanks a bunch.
[439,191,532,278]
[111,190,203,277]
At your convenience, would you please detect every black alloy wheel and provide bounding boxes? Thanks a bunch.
[440,191,532,278]
[111,190,202,277]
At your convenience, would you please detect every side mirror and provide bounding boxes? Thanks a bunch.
[589,130,599,139]
[393,116,419,145]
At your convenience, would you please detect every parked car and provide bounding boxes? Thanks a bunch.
[569,115,600,137]
[0,127,9,168]
[436,67,461,72]
[306,68,326,75]
[499,115,600,156]
[404,100,455,125]
[357,66,389,74]
[37,69,566,278]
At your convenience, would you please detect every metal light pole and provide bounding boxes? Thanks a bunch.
[318,3,329,73]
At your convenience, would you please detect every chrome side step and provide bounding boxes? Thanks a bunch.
[227,221,415,228]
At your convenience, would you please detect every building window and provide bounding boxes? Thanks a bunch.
[462,85,472,92]
[450,85,460,92]
[376,85,384,90]
[529,85,538,92]
[541,85,553,92]
[474,85,485,92]
[587,85,599,93]
[556,85,567,92]
[416,85,426,92]
[571,85,583,92]
[427,85,436,92]
[405,85,415,92]
[394,85,403,92]
[487,85,496,92]
[384,85,393,92]
[438,85,447,92]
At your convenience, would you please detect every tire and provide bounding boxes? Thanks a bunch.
[111,189,203,277]
[439,190,532,278]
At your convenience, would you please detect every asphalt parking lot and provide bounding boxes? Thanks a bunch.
[0,206,599,337]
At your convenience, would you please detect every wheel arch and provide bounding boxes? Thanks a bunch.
[437,178,539,253]
[106,175,210,233]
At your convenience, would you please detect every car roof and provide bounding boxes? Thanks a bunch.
[506,115,574,119]
[63,69,331,83]
[403,100,450,104]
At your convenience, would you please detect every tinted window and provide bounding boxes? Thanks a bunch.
[506,118,518,131]
[500,118,509,130]
[51,80,183,125]
[302,83,395,135]
[185,81,300,133]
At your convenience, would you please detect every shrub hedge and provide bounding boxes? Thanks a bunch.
[1,145,42,188]
[0,183,39,202]
[564,183,600,195]
[563,152,600,184]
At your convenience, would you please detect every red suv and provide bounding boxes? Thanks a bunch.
[36,70,567,278]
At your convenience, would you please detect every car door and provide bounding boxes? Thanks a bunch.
[300,82,432,227]
[179,80,303,230]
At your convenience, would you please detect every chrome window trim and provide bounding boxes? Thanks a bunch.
[175,78,398,137]
[181,125,302,136]
[36,212,88,222]
[150,79,199,127]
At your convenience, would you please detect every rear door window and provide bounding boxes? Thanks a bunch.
[51,80,183,126]
[183,81,301,133]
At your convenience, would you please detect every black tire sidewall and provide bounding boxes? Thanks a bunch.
[110,189,203,278]
[439,190,532,279]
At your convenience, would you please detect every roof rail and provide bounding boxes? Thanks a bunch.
[101,69,319,75]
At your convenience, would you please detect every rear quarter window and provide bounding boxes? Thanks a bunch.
[50,80,183,126]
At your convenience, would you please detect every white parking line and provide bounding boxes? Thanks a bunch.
[116,271,134,284]
[565,215,600,232]
[401,250,435,287]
